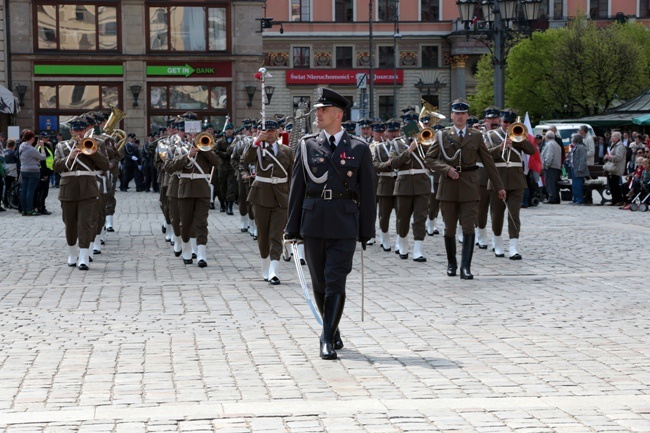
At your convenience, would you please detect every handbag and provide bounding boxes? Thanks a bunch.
[603,160,617,175]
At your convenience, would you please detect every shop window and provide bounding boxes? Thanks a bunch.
[378,46,395,68]
[378,95,394,120]
[148,4,228,52]
[336,47,353,68]
[421,46,439,68]
[293,47,311,68]
[335,0,353,22]
[421,0,440,22]
[35,3,118,51]
[291,0,310,22]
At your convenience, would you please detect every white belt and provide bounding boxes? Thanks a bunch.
[378,172,396,177]
[180,173,210,179]
[495,162,522,168]
[255,176,288,184]
[61,170,99,177]
[397,168,429,176]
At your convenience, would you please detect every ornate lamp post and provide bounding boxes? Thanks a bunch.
[457,0,541,108]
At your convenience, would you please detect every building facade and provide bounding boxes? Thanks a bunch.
[0,0,648,136]
[261,0,649,122]
[3,0,265,138]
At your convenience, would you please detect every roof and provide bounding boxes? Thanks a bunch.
[544,87,650,127]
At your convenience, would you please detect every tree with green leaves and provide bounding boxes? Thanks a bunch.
[469,18,650,122]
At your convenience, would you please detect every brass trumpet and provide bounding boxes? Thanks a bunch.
[193,132,215,152]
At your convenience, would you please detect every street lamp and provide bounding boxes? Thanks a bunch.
[130,84,142,107]
[457,0,541,108]
[245,85,257,108]
[14,84,27,107]
[264,85,275,105]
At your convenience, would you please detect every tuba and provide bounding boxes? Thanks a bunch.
[104,105,127,144]
[193,132,215,151]
[416,99,445,145]
[507,116,527,143]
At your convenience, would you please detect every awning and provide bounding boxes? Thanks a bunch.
[632,113,650,126]
[0,85,20,114]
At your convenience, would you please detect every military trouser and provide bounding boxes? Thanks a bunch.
[476,184,490,229]
[61,197,99,249]
[377,196,395,233]
[179,197,210,245]
[159,187,171,225]
[395,194,429,240]
[427,191,440,220]
[490,189,524,239]
[169,196,182,238]
[303,238,356,295]
[252,203,286,261]
[237,174,249,216]
[218,166,237,203]
[95,194,109,235]
[105,172,119,215]
[440,200,479,236]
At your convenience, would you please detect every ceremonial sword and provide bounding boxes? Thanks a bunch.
[284,239,322,325]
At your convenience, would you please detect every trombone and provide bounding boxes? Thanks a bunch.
[193,132,215,152]
[502,116,528,160]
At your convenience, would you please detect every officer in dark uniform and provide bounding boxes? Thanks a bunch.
[424,99,505,279]
[285,88,376,360]
[121,133,140,191]
[214,122,237,214]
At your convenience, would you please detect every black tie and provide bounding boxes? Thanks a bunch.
[459,130,464,140]
[329,136,336,153]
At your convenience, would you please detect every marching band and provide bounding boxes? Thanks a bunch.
[51,90,538,361]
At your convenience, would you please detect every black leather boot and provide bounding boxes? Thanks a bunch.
[320,293,346,360]
[226,201,234,215]
[313,291,343,350]
[219,201,226,212]
[460,233,475,280]
[444,236,457,277]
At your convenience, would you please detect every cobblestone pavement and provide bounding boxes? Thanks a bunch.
[0,191,649,432]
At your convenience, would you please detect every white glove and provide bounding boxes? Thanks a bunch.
[137,165,142,171]
[131,156,138,161]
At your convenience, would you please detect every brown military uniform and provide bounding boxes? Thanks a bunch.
[425,127,504,235]
[243,141,293,261]
[372,139,396,236]
[389,139,431,241]
[485,128,536,239]
[168,146,219,245]
[53,139,109,249]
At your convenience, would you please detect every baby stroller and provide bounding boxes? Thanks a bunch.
[629,181,650,212]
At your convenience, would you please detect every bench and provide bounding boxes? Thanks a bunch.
[558,165,611,205]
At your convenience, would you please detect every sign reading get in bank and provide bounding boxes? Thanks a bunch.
[286,69,403,85]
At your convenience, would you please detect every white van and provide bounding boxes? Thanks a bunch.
[533,123,595,151]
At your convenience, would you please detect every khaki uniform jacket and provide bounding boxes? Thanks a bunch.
[485,128,536,191]
[169,149,219,199]
[53,140,109,202]
[372,140,396,197]
[243,141,293,208]
[164,144,188,199]
[389,139,431,196]
[425,128,503,202]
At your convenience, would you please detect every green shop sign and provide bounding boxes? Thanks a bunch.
[146,62,231,78]
[34,64,123,75]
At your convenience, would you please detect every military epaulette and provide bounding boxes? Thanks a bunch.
[302,133,319,140]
